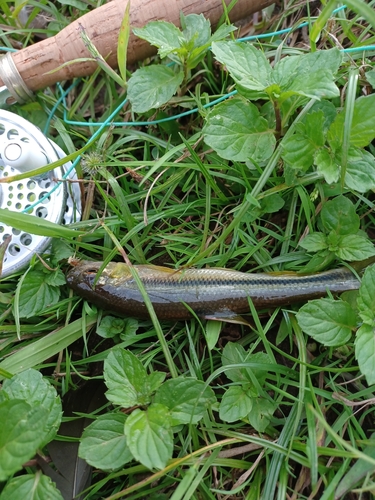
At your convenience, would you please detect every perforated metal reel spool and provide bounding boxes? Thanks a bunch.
[0,109,81,277]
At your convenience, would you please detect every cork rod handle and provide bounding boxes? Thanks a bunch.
[0,0,273,92]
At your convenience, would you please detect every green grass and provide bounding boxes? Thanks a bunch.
[1,0,375,498]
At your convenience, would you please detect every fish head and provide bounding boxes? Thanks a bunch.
[66,260,133,290]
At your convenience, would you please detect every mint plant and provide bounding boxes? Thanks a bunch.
[127,14,236,112]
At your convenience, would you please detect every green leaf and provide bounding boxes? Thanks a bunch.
[366,69,375,89]
[127,66,184,113]
[221,343,270,386]
[181,13,211,48]
[146,371,166,395]
[117,1,130,83]
[154,377,216,425]
[119,318,139,340]
[205,320,222,350]
[16,270,61,318]
[321,196,360,235]
[345,147,375,193]
[261,194,285,214]
[357,265,375,325]
[299,233,328,252]
[79,413,133,471]
[44,268,66,286]
[219,385,253,423]
[248,397,277,433]
[0,400,48,481]
[203,97,275,162]
[2,369,62,446]
[97,316,126,339]
[133,21,182,58]
[211,41,271,91]
[104,347,149,407]
[124,403,173,470]
[355,324,375,385]
[281,111,326,170]
[348,94,375,147]
[296,298,357,346]
[271,49,341,102]
[0,473,64,500]
[336,234,375,261]
[0,208,83,239]
[315,148,340,184]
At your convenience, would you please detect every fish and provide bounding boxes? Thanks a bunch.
[66,260,362,323]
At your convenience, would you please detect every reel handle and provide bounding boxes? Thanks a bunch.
[0,0,273,96]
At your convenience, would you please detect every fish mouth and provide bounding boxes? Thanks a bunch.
[66,260,102,287]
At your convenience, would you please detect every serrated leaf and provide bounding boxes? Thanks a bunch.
[124,403,173,470]
[296,298,357,346]
[219,385,253,423]
[299,233,328,252]
[321,196,360,235]
[146,371,166,395]
[181,13,211,48]
[345,147,375,193]
[0,473,64,500]
[355,324,375,385]
[203,97,275,162]
[16,270,61,318]
[336,234,375,261]
[154,377,216,425]
[133,21,182,58]
[97,316,126,339]
[2,369,62,446]
[315,148,340,184]
[222,343,270,386]
[0,400,48,481]
[127,66,184,113]
[44,268,66,286]
[210,24,237,43]
[211,41,271,91]
[79,413,132,471]
[357,265,375,325]
[248,397,277,433]
[104,347,148,407]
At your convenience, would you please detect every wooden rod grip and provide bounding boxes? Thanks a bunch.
[0,0,274,93]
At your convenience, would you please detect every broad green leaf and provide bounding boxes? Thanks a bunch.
[296,298,357,346]
[2,369,62,446]
[248,397,277,433]
[210,24,237,43]
[127,66,184,113]
[44,268,66,286]
[119,318,139,340]
[357,265,375,325]
[284,68,339,100]
[345,147,375,193]
[0,473,64,500]
[125,403,173,470]
[203,97,275,162]
[328,94,375,150]
[301,250,336,273]
[181,13,211,48]
[154,377,216,425]
[133,21,182,58]
[79,413,132,471]
[211,41,271,91]
[221,343,270,386]
[309,100,338,131]
[219,385,253,423]
[104,347,149,407]
[355,324,375,385]
[0,400,48,481]
[281,111,326,170]
[97,316,126,339]
[315,148,340,184]
[336,234,375,261]
[299,233,328,252]
[261,194,285,214]
[16,270,61,318]
[145,371,166,396]
[366,69,375,88]
[320,196,360,235]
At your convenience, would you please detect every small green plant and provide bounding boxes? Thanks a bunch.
[126,13,236,112]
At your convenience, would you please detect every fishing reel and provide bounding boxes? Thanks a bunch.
[0,106,81,277]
